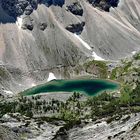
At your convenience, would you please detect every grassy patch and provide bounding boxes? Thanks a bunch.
[83,60,108,78]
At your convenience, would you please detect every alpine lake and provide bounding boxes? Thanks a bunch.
[21,79,119,96]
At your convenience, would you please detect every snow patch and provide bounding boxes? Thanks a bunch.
[3,90,13,94]
[92,52,105,61]
[74,34,92,50]
[74,34,105,61]
[132,51,136,55]
[31,83,36,87]
[47,72,56,81]
[16,17,23,29]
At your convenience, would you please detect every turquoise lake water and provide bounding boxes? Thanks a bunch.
[21,79,119,96]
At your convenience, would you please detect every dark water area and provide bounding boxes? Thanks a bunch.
[21,79,119,96]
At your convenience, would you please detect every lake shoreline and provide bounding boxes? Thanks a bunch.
[20,78,120,97]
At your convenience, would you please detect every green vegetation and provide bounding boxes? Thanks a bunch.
[73,59,108,78]
[134,53,140,60]
[83,60,108,78]
[0,67,9,79]
[1,81,140,124]
[0,53,140,129]
[110,52,140,83]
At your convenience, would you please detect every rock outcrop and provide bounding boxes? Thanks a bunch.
[1,0,65,18]
[87,0,119,11]
[53,113,140,140]
[65,22,85,33]
[66,1,83,16]
[0,125,20,140]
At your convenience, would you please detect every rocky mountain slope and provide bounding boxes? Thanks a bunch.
[0,125,20,140]
[0,0,140,93]
[0,47,140,140]
[0,1,140,139]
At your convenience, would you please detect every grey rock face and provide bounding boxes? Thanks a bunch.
[1,0,118,19]
[0,125,20,140]
[21,16,34,30]
[87,0,119,12]
[1,0,35,17]
[54,114,140,140]
[1,0,65,18]
[24,4,34,15]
